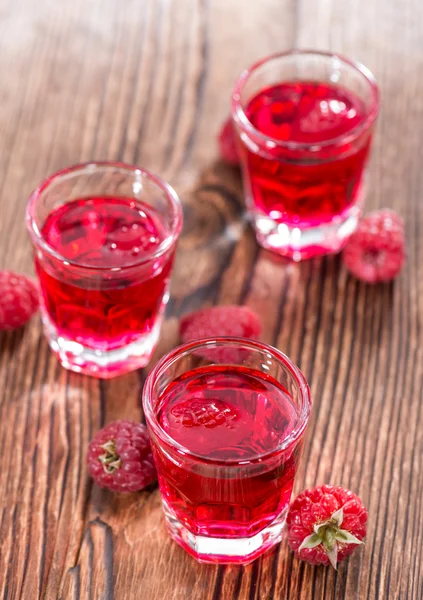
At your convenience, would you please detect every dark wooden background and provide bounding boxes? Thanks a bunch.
[0,0,422,598]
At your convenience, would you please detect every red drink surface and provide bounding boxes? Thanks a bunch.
[154,365,302,539]
[242,81,371,226]
[38,197,173,350]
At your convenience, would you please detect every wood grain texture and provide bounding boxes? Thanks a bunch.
[0,0,422,598]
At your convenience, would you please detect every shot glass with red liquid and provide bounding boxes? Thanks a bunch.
[143,337,311,564]
[26,162,183,378]
[232,50,379,260]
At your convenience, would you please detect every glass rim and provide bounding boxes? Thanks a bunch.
[143,336,311,465]
[25,161,184,272]
[231,48,380,151]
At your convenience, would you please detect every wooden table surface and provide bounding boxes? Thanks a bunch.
[1,0,422,598]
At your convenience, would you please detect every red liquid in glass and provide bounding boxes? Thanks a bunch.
[38,197,173,351]
[155,365,301,544]
[243,81,370,226]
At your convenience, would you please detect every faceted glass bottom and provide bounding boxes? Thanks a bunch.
[42,311,162,378]
[251,205,361,261]
[162,499,289,565]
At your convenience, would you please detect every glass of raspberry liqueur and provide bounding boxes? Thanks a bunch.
[232,50,379,260]
[26,162,183,378]
[143,337,311,564]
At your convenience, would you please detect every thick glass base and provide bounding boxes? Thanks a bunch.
[42,312,162,378]
[162,500,288,565]
[251,206,361,261]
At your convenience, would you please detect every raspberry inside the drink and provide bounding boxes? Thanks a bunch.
[38,196,173,351]
[154,365,301,541]
[42,197,166,267]
[243,81,370,226]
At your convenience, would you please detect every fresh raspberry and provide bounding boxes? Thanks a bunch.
[218,117,240,165]
[180,305,262,362]
[171,398,239,428]
[181,305,261,342]
[342,209,405,283]
[287,485,367,569]
[0,270,39,330]
[87,420,156,493]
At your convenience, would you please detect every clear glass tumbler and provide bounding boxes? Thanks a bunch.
[232,50,379,260]
[143,337,311,564]
[26,162,183,378]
